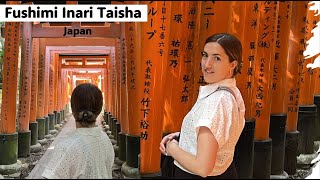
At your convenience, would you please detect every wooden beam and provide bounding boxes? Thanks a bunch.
[61,64,107,69]
[60,55,107,59]
[32,23,121,38]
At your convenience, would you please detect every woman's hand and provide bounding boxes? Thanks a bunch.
[159,132,180,155]
[165,139,179,156]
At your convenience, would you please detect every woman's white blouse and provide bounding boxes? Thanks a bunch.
[42,127,114,179]
[174,78,245,176]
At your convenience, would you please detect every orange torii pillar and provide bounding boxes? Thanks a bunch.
[55,55,62,125]
[54,54,61,125]
[114,23,129,168]
[29,38,41,152]
[114,38,122,152]
[123,19,140,178]
[296,3,318,159]
[48,52,56,134]
[139,1,169,177]
[251,2,279,179]
[162,1,194,137]
[0,15,21,171]
[36,39,47,144]
[269,1,292,177]
[43,47,50,137]
[17,22,33,158]
[108,47,118,144]
[284,1,309,175]
[230,2,258,179]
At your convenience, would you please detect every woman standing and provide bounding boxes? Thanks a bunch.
[160,33,245,179]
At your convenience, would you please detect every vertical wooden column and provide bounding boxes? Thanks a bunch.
[110,47,116,117]
[162,1,196,135]
[36,39,46,141]
[43,48,50,135]
[125,21,140,136]
[53,53,59,124]
[48,52,55,131]
[269,2,292,176]
[252,1,279,179]
[120,23,129,135]
[56,55,62,124]
[284,1,309,175]
[139,1,168,175]
[232,2,260,179]
[0,13,21,165]
[116,38,121,122]
[234,2,260,119]
[29,38,40,148]
[17,22,33,157]
[315,69,320,95]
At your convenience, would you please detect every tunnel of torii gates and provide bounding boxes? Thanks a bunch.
[0,1,320,179]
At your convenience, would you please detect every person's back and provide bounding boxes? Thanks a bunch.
[42,83,114,179]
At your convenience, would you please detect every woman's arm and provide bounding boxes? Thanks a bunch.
[166,127,218,177]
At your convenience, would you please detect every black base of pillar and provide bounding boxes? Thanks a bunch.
[112,118,117,136]
[56,112,61,124]
[140,172,162,179]
[314,95,320,141]
[60,110,64,121]
[253,138,272,179]
[0,133,18,165]
[53,111,57,125]
[48,114,55,130]
[18,131,31,158]
[104,111,108,122]
[116,122,121,145]
[118,133,127,162]
[36,118,46,140]
[126,135,140,168]
[29,122,38,146]
[284,131,299,175]
[234,119,255,179]
[269,114,287,175]
[44,116,49,135]
[297,105,317,154]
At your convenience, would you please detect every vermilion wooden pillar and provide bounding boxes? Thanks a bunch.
[232,2,260,179]
[17,22,33,158]
[0,4,21,165]
[29,38,40,150]
[269,2,292,177]
[139,1,168,176]
[53,53,59,124]
[284,1,309,175]
[252,2,279,179]
[36,39,46,141]
[48,52,56,131]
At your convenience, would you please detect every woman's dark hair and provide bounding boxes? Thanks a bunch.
[205,33,243,77]
[71,83,103,126]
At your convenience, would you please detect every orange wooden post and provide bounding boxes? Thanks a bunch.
[285,1,309,175]
[268,2,292,176]
[120,24,129,135]
[17,22,33,158]
[29,38,40,148]
[251,2,279,179]
[116,38,121,123]
[234,2,260,120]
[48,52,56,131]
[125,21,140,137]
[54,53,59,124]
[231,2,260,179]
[36,39,46,141]
[0,10,21,165]
[43,48,50,135]
[162,1,196,136]
[56,55,62,124]
[139,1,168,176]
